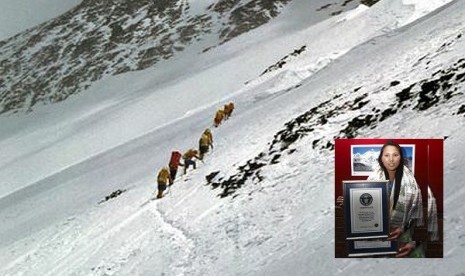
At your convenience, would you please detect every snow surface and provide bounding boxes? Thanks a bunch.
[0,0,463,275]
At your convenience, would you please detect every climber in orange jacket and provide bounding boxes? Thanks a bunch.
[214,109,225,127]
[223,102,235,119]
[157,166,173,198]
[183,148,201,174]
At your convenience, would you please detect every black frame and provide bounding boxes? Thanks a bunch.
[347,240,397,257]
[343,180,390,240]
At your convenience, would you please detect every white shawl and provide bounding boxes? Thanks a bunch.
[368,165,424,229]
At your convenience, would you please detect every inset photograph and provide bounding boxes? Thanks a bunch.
[335,138,443,258]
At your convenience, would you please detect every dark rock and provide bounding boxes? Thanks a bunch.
[99,189,127,204]
[457,105,465,115]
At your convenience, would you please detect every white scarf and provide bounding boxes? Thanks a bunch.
[368,165,424,229]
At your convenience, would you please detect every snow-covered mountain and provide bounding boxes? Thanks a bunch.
[0,0,463,275]
[0,0,371,115]
[353,149,378,172]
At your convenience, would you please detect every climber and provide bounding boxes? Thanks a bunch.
[183,148,201,174]
[223,101,235,119]
[198,128,213,160]
[168,150,183,182]
[214,108,225,127]
[156,166,173,199]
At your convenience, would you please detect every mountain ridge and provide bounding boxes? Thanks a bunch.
[0,0,299,114]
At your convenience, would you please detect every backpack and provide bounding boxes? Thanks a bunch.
[169,151,182,169]
[199,133,209,146]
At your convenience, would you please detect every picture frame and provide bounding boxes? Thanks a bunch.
[347,239,398,257]
[343,180,390,240]
[351,144,415,176]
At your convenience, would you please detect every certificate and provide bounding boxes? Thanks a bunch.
[343,180,390,240]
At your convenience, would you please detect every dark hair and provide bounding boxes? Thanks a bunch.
[378,140,404,210]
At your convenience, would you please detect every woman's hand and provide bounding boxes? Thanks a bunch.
[336,196,344,207]
[396,242,415,257]
[387,227,403,240]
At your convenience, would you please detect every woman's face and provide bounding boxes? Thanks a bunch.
[381,145,401,172]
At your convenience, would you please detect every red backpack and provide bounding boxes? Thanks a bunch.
[169,151,182,169]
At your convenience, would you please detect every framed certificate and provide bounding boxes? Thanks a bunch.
[343,180,390,240]
[347,240,398,257]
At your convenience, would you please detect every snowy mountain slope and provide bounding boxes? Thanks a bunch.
[0,0,400,201]
[155,1,465,270]
[172,0,464,274]
[0,0,379,194]
[0,0,369,115]
[0,0,463,275]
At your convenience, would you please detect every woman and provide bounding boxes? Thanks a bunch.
[368,140,424,257]
[337,140,424,257]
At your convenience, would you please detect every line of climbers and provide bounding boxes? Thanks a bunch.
[156,101,235,199]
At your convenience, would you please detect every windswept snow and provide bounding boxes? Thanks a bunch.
[0,0,463,275]
[400,0,454,26]
[336,4,370,23]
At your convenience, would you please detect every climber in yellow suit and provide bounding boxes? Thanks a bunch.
[157,166,173,198]
[198,128,214,160]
